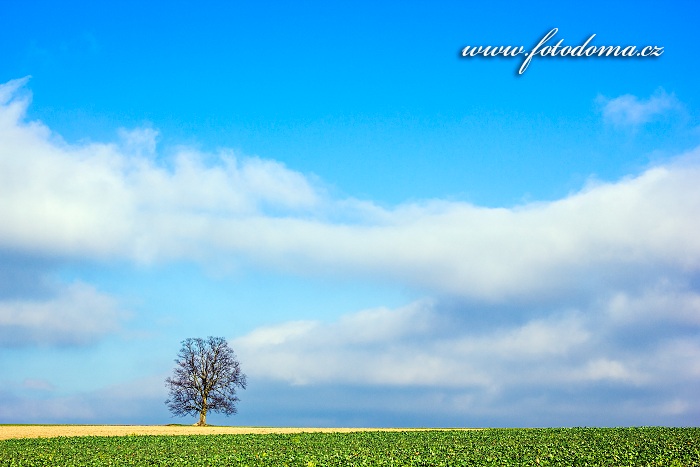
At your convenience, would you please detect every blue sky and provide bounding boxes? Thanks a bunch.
[1,0,699,427]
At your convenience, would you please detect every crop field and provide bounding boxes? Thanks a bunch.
[1,427,699,466]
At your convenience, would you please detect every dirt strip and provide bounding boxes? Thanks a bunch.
[0,425,462,440]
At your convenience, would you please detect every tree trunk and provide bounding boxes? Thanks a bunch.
[198,396,207,426]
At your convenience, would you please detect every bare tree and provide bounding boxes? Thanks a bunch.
[165,336,247,426]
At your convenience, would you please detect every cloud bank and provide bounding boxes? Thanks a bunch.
[2,78,699,303]
[0,281,126,347]
[232,285,700,425]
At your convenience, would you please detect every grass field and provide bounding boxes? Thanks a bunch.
[1,427,699,466]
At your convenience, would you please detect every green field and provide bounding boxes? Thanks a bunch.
[2,427,699,466]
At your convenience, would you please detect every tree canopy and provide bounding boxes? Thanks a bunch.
[165,336,247,426]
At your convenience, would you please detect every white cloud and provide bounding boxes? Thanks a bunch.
[604,282,700,327]
[0,282,127,347]
[232,288,700,422]
[210,158,700,302]
[0,77,31,106]
[233,300,590,389]
[0,78,321,262]
[598,89,681,127]
[118,127,158,157]
[578,358,647,384]
[1,78,700,304]
[234,300,491,387]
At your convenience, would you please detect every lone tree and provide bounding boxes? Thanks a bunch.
[165,336,247,426]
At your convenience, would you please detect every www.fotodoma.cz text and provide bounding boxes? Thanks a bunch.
[460,28,664,74]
